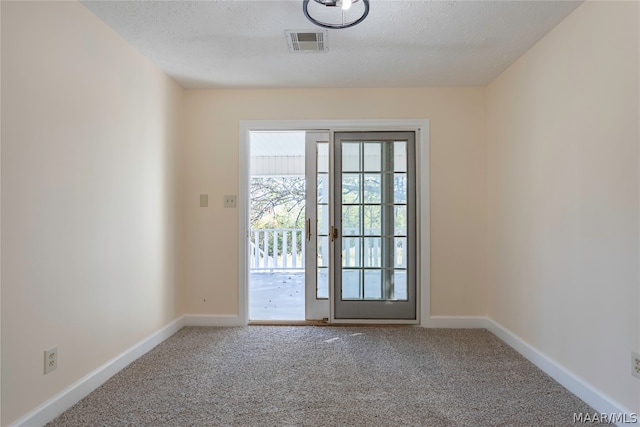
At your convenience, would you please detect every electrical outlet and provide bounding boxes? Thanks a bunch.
[633,352,640,379]
[44,347,57,374]
[223,195,236,208]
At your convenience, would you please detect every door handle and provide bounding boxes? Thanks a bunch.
[330,226,338,242]
[306,218,311,241]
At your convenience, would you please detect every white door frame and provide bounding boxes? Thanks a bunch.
[239,119,430,325]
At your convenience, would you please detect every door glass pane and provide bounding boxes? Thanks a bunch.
[342,270,361,299]
[394,174,407,204]
[317,267,329,299]
[363,174,381,203]
[363,205,381,234]
[364,237,381,267]
[318,236,329,267]
[318,204,329,236]
[394,205,407,236]
[342,142,360,172]
[318,174,329,204]
[342,206,361,235]
[364,270,382,299]
[342,237,362,267]
[394,237,406,268]
[318,142,329,173]
[394,141,406,172]
[393,270,407,301]
[342,174,361,203]
[364,142,381,171]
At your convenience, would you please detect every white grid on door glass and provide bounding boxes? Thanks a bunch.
[340,140,409,302]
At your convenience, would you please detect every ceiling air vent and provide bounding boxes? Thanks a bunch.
[285,30,328,53]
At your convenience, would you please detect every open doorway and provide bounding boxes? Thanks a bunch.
[249,131,306,320]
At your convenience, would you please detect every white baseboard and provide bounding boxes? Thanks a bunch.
[421,315,489,328]
[10,316,185,427]
[486,319,638,427]
[183,314,245,327]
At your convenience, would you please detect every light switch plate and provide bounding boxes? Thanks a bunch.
[224,195,236,208]
[200,194,208,207]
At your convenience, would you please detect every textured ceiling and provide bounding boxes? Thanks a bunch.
[82,0,582,89]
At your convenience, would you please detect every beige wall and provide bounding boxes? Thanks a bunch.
[1,2,184,425]
[487,1,640,413]
[181,88,487,317]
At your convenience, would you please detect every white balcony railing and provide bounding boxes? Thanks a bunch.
[249,228,405,272]
[250,228,305,272]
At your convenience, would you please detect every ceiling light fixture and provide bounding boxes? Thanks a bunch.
[303,0,369,29]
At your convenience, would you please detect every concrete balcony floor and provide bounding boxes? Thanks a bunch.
[249,271,408,321]
[249,272,305,321]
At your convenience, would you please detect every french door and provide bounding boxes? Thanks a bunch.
[305,132,330,319]
[305,131,417,321]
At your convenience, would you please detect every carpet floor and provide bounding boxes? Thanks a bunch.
[47,326,594,426]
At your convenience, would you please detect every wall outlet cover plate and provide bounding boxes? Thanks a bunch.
[44,347,57,374]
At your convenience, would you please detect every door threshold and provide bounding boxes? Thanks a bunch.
[249,320,414,327]
[249,320,329,326]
